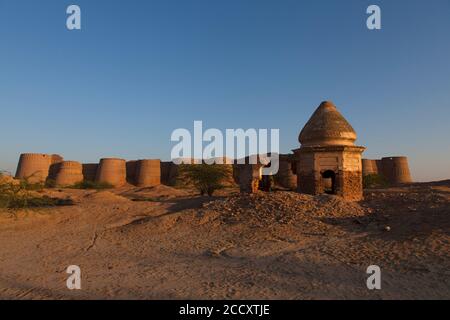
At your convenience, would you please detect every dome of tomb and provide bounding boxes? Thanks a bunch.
[298,101,357,147]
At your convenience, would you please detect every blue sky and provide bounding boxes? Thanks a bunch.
[0,0,449,181]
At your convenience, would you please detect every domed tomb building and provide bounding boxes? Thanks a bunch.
[294,101,365,201]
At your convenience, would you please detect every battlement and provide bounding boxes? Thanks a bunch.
[14,153,163,188]
[15,153,64,183]
[362,156,412,184]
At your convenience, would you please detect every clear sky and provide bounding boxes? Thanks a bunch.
[1,0,449,181]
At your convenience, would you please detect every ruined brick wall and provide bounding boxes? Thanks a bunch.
[297,173,318,195]
[276,155,297,190]
[337,170,363,201]
[339,150,363,201]
[296,150,320,194]
[238,164,262,193]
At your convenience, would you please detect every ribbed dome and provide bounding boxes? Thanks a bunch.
[299,101,357,146]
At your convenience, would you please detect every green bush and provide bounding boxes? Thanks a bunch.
[45,179,57,188]
[0,178,73,209]
[178,163,231,196]
[69,180,114,190]
[363,174,389,189]
[12,178,45,191]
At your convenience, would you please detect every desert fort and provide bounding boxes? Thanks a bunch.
[0,101,448,300]
[12,101,412,200]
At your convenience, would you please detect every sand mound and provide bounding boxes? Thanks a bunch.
[128,184,192,200]
[202,191,367,227]
[0,182,448,299]
[84,191,129,202]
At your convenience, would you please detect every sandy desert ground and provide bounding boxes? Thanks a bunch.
[0,181,449,300]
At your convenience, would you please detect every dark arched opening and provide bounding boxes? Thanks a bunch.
[321,170,336,194]
[259,162,274,192]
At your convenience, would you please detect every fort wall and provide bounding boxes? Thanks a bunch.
[382,156,412,184]
[95,158,126,187]
[362,159,378,176]
[135,159,161,187]
[82,163,98,182]
[55,161,84,186]
[15,153,64,183]
[160,161,178,186]
[126,160,138,184]
[362,156,412,184]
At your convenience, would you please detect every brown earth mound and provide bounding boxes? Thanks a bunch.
[202,192,367,227]
[84,191,130,202]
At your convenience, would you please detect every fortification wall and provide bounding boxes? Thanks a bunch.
[95,158,126,187]
[362,159,378,176]
[15,153,64,183]
[126,160,138,184]
[14,153,180,188]
[375,160,383,173]
[48,154,65,180]
[82,163,98,181]
[160,161,176,185]
[381,156,412,184]
[362,156,412,184]
[55,161,83,186]
[135,159,161,187]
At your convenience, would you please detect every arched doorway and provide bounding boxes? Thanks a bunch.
[321,170,336,194]
[259,162,274,192]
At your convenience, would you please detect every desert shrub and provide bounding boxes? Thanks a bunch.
[178,163,231,196]
[17,179,45,191]
[0,178,73,209]
[45,179,57,188]
[0,182,11,208]
[363,174,389,189]
[69,180,114,190]
[5,195,73,209]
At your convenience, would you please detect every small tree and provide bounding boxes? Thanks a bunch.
[179,164,231,196]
